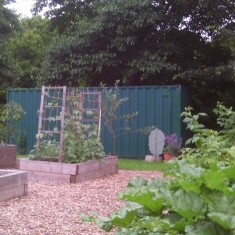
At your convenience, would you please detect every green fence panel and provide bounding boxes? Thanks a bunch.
[101,85,183,158]
[7,85,189,159]
[7,88,41,154]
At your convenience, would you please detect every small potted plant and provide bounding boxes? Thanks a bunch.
[163,133,182,160]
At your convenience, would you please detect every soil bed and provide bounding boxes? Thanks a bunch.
[0,170,163,235]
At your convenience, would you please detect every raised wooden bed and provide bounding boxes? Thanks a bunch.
[0,145,17,169]
[0,169,27,202]
[16,155,118,183]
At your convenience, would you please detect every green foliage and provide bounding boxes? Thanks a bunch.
[91,163,235,234]
[84,103,235,234]
[6,16,56,88]
[31,93,105,163]
[31,138,59,160]
[0,0,19,102]
[181,103,235,168]
[63,123,105,163]
[62,96,105,163]
[214,102,235,146]
[0,101,25,144]
[36,0,235,91]
[33,0,95,34]
[16,132,26,155]
[102,81,138,155]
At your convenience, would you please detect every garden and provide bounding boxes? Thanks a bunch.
[0,0,235,234]
[0,82,235,234]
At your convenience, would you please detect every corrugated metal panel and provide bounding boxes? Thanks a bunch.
[7,89,41,153]
[7,85,187,158]
[100,85,182,158]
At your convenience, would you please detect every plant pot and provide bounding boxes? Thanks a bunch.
[0,145,17,168]
[163,152,174,161]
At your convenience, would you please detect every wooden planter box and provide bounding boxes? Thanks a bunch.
[0,145,17,169]
[16,155,118,183]
[0,169,27,202]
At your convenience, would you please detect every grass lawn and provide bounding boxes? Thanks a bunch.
[17,155,171,173]
[118,158,171,173]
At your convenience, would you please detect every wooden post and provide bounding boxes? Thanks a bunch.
[59,86,66,163]
[36,86,45,150]
[98,92,102,140]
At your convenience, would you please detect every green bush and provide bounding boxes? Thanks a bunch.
[0,101,25,144]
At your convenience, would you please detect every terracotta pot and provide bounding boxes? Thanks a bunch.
[163,152,174,161]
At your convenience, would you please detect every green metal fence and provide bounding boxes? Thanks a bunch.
[7,85,189,159]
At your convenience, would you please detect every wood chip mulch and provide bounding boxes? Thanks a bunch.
[0,170,163,235]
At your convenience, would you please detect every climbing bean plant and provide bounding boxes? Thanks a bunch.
[31,89,105,163]
[63,97,105,163]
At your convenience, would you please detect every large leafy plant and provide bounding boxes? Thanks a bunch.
[181,103,235,168]
[85,103,235,234]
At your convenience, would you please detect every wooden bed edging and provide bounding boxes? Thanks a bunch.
[0,169,28,202]
[16,155,118,183]
[0,145,17,169]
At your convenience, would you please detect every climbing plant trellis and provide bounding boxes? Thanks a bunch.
[36,86,102,162]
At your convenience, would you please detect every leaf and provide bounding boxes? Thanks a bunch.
[108,206,141,228]
[177,161,204,178]
[198,113,208,117]
[208,212,235,230]
[178,180,201,194]
[185,221,227,235]
[183,117,192,123]
[120,187,164,214]
[127,177,147,188]
[185,138,192,145]
[208,194,235,230]
[223,165,235,180]
[192,136,200,143]
[167,214,188,232]
[202,169,227,190]
[165,189,206,219]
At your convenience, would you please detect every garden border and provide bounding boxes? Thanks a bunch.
[0,169,27,202]
[16,155,118,183]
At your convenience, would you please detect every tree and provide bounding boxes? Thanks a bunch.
[0,0,19,103]
[6,16,57,88]
[37,0,235,87]
[33,0,96,34]
[33,0,235,116]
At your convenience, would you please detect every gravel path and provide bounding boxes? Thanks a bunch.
[0,170,163,235]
